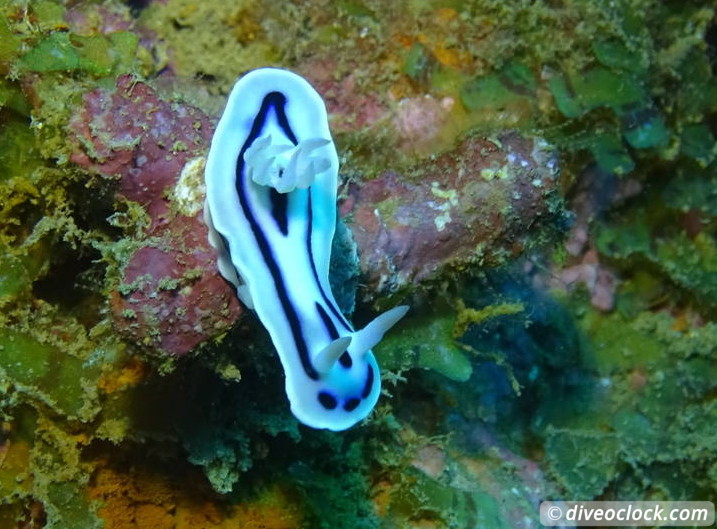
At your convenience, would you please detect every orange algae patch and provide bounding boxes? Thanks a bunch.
[98,357,149,394]
[432,45,471,70]
[393,7,473,73]
[371,479,393,519]
[231,486,305,529]
[89,461,194,529]
[0,439,32,493]
[88,458,306,528]
[671,314,689,332]
[434,7,458,22]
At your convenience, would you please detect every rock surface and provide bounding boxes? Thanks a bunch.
[342,133,561,295]
[69,75,241,357]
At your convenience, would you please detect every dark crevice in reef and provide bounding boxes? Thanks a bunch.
[195,72,218,83]
[70,183,119,237]
[705,19,717,75]
[123,0,152,17]
[32,244,106,328]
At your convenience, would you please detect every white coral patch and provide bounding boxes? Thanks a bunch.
[430,182,459,232]
[172,156,206,216]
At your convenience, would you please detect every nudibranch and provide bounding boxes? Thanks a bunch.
[204,68,408,431]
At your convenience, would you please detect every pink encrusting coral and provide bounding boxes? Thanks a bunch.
[107,212,242,356]
[297,59,390,133]
[69,75,211,227]
[69,75,241,357]
[342,132,561,295]
[64,3,135,36]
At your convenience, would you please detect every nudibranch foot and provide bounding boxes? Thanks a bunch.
[204,67,408,431]
[203,202,254,309]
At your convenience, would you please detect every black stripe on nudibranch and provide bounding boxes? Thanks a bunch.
[305,193,352,332]
[362,364,374,399]
[316,302,352,369]
[339,352,352,368]
[235,91,319,380]
[318,391,338,410]
[315,302,339,340]
[270,188,289,235]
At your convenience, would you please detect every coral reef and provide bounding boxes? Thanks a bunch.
[1,0,716,527]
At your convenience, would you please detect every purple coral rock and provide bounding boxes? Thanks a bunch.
[69,75,241,357]
[298,60,389,133]
[108,214,241,357]
[69,75,213,227]
[342,133,560,295]
[64,4,135,35]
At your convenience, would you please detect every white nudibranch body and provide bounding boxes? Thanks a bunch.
[204,68,408,431]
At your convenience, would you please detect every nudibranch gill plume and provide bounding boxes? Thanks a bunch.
[204,68,408,431]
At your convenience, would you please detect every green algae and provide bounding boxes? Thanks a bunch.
[661,164,717,214]
[403,42,437,86]
[43,482,102,529]
[0,117,43,183]
[679,123,717,167]
[654,232,717,305]
[374,311,473,383]
[583,310,663,375]
[0,17,21,70]
[540,308,717,500]
[444,1,691,175]
[550,67,645,119]
[546,59,669,172]
[589,132,635,175]
[596,205,717,311]
[621,107,670,150]
[366,419,553,529]
[16,31,139,76]
[0,0,714,525]
[0,24,136,514]
[676,47,717,121]
[381,466,510,528]
[0,317,107,420]
[138,0,280,94]
[0,244,31,306]
[545,429,620,498]
[592,39,646,73]
[0,79,30,115]
[460,62,537,128]
[3,0,141,80]
[26,0,66,31]
[0,315,113,528]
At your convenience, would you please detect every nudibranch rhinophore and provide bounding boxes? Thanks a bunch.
[204,68,408,431]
